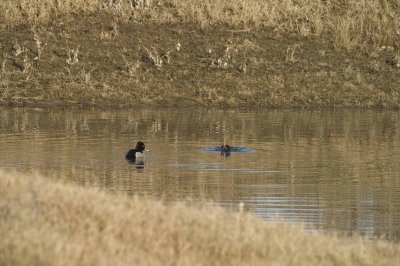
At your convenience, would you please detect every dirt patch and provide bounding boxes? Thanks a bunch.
[1,13,399,108]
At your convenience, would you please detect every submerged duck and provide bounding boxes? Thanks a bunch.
[220,144,231,157]
[126,141,146,163]
[203,145,254,153]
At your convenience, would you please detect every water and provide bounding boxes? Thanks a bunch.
[1,107,400,241]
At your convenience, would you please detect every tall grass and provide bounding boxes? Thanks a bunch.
[0,0,399,51]
[1,170,400,266]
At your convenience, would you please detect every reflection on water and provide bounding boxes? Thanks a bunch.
[1,107,400,241]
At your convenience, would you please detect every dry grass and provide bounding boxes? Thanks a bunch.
[1,17,400,108]
[1,170,400,266]
[0,0,399,51]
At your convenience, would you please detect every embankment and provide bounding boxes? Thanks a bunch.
[1,170,400,265]
[0,1,399,108]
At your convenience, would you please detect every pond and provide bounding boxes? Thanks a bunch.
[1,107,399,241]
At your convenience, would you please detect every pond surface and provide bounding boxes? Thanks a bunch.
[1,107,400,241]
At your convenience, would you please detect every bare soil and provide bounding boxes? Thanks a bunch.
[1,13,399,108]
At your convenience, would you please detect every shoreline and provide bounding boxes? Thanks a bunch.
[1,100,396,111]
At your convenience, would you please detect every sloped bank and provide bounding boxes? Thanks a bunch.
[0,14,399,108]
[1,170,400,266]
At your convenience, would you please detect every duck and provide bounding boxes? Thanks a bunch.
[220,144,231,157]
[125,141,146,163]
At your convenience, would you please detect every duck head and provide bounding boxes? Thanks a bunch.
[220,144,231,157]
[135,141,146,152]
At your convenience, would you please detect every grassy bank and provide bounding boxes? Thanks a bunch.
[1,0,399,52]
[1,170,400,266]
[0,1,400,108]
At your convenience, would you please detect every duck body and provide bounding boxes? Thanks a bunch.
[126,141,146,162]
[134,152,145,166]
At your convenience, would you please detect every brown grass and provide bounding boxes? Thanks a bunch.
[1,170,400,266]
[1,1,399,108]
[1,0,399,51]
[1,16,400,108]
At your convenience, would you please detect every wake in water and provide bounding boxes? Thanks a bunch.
[202,146,255,153]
